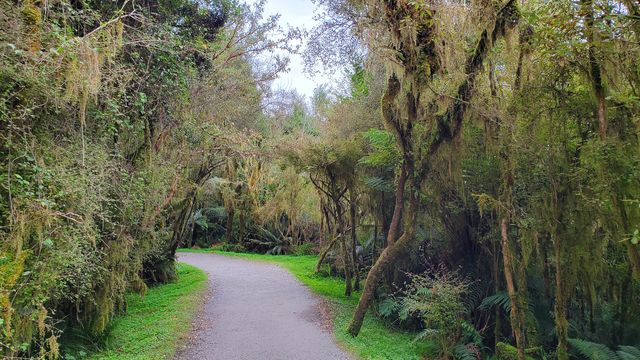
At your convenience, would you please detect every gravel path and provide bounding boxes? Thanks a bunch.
[175,252,352,360]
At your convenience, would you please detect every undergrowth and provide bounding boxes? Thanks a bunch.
[63,263,207,360]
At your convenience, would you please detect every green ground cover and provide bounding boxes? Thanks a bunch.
[64,263,207,360]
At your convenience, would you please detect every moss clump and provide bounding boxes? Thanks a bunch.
[21,1,41,26]
[495,342,540,360]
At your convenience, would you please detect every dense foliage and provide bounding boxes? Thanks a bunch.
[2,0,639,359]
[0,0,297,357]
[300,0,640,359]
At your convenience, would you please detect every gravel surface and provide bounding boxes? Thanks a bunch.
[175,252,352,360]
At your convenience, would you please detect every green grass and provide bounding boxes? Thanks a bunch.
[66,263,208,360]
[177,248,432,360]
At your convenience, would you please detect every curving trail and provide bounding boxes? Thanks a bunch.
[175,252,351,360]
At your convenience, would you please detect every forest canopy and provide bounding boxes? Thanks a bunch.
[1,0,639,359]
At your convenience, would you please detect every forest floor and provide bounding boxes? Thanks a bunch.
[177,249,432,360]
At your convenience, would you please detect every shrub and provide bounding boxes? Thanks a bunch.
[292,243,316,256]
[400,268,471,359]
[216,243,247,253]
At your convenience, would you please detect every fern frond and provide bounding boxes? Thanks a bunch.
[479,292,510,313]
[460,321,482,346]
[617,345,640,360]
[568,338,619,360]
[378,298,402,318]
[363,176,394,192]
[414,328,439,342]
[454,343,479,360]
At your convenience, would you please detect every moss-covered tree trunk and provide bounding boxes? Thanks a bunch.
[580,0,607,140]
[225,206,235,243]
[497,23,529,358]
[238,204,247,245]
[349,187,360,291]
[348,160,418,335]
[386,162,406,247]
[553,233,569,360]
[493,236,502,347]
[316,231,342,273]
[501,218,526,360]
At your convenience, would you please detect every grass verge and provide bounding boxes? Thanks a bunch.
[65,263,207,360]
[177,248,431,360]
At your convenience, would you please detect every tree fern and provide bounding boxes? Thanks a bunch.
[414,328,439,342]
[359,128,400,167]
[462,281,485,314]
[378,297,402,318]
[363,176,394,192]
[460,321,482,346]
[479,292,511,313]
[568,338,620,360]
[617,346,640,360]
[454,343,480,360]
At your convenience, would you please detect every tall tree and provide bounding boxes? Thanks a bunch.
[348,0,521,336]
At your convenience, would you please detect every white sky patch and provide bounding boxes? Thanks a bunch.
[246,0,331,98]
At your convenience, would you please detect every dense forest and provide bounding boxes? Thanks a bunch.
[1,0,639,359]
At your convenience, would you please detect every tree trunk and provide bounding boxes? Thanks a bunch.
[553,234,569,360]
[501,218,526,360]
[493,234,502,346]
[387,162,407,246]
[226,206,235,243]
[350,188,360,291]
[381,193,390,249]
[372,220,378,265]
[336,201,353,297]
[188,213,196,248]
[628,243,640,279]
[316,231,344,273]
[167,161,221,257]
[341,234,353,297]
[143,174,179,228]
[348,167,418,336]
[581,0,607,140]
[320,198,326,247]
[169,192,196,256]
[238,207,246,245]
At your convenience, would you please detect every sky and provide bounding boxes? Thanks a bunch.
[247,0,329,98]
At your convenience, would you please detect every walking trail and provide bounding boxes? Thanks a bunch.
[176,252,352,360]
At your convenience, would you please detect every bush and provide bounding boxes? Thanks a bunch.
[292,243,316,256]
[215,243,247,253]
[400,268,471,358]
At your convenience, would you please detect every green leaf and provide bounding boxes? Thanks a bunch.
[569,338,619,360]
